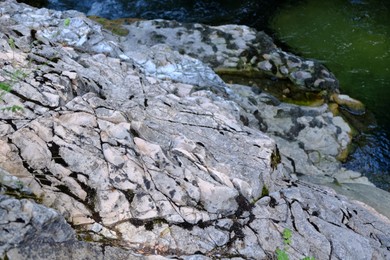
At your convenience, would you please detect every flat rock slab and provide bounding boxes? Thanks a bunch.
[0,0,389,259]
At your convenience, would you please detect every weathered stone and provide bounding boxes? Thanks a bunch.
[0,194,75,257]
[0,1,389,259]
[121,20,338,92]
[331,93,366,115]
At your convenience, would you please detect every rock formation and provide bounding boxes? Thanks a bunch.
[0,0,389,259]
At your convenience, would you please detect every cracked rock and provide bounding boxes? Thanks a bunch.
[0,1,389,259]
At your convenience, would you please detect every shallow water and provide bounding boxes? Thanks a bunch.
[270,0,390,190]
[24,0,390,190]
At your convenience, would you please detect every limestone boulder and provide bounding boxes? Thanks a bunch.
[0,1,389,259]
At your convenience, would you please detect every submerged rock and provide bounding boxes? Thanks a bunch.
[331,93,366,115]
[0,0,389,259]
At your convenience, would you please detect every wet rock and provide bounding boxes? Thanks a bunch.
[331,93,366,115]
[225,83,367,186]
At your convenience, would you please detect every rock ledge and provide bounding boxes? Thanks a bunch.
[0,1,389,259]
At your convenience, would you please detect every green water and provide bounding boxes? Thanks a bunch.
[270,0,390,190]
[271,0,389,128]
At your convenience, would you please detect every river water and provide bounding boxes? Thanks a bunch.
[43,0,280,26]
[270,0,390,191]
[25,0,390,190]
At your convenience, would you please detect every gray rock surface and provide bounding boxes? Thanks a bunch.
[0,194,75,256]
[0,0,389,259]
[121,20,339,92]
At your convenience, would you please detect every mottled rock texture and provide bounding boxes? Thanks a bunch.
[0,1,389,259]
[121,20,339,92]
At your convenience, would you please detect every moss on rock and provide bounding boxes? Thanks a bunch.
[88,16,143,37]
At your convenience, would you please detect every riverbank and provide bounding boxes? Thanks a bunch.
[270,0,390,191]
[19,0,390,191]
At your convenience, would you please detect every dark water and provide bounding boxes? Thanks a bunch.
[42,0,281,28]
[270,0,390,191]
[21,0,390,190]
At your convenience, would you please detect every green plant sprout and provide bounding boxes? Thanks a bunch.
[275,228,315,260]
[11,69,28,81]
[276,248,290,260]
[64,18,70,27]
[0,82,12,93]
[283,228,292,245]
[0,82,23,112]
[8,37,15,49]
[0,39,28,113]
[2,105,23,112]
